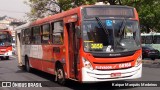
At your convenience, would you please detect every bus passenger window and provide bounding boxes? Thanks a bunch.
[52,21,64,45]
[145,36,152,44]
[32,26,41,44]
[154,35,160,44]
[24,28,31,44]
[141,36,145,44]
[42,24,50,44]
[22,30,25,45]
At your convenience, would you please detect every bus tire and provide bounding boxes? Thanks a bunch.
[151,57,155,60]
[56,64,65,85]
[25,57,31,72]
[5,56,9,60]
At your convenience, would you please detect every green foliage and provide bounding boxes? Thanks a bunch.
[121,0,160,33]
[25,0,50,20]
[59,0,97,10]
[139,1,160,33]
[58,0,72,11]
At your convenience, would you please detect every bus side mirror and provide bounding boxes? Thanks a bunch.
[75,26,81,38]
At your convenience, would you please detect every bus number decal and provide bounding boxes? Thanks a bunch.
[90,43,103,50]
[119,63,131,68]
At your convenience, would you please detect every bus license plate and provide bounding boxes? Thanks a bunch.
[111,72,121,77]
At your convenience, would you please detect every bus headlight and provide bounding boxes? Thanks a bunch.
[135,55,142,67]
[82,57,93,70]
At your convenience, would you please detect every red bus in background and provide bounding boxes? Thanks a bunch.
[0,30,13,60]
[15,5,142,84]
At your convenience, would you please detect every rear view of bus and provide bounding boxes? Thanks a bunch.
[0,30,12,60]
[81,5,142,82]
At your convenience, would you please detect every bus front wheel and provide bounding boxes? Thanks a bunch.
[56,65,65,85]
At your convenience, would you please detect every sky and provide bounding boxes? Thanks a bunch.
[0,0,30,20]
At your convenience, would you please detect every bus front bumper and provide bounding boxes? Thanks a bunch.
[0,51,12,56]
[82,64,142,82]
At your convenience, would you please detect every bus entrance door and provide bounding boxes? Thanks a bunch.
[67,23,78,79]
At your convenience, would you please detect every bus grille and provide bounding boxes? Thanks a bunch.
[91,51,136,58]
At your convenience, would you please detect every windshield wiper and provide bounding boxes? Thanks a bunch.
[119,19,126,36]
[95,17,109,35]
[115,19,126,50]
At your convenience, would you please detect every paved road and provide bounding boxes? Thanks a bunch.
[0,56,160,90]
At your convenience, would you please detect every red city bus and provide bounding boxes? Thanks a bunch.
[0,29,13,60]
[15,5,142,84]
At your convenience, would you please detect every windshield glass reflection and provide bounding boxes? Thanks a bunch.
[83,19,141,53]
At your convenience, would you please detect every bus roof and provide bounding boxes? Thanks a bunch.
[141,33,160,36]
[14,22,31,33]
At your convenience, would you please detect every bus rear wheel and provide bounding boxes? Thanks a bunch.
[151,57,155,60]
[5,56,9,60]
[25,57,31,72]
[56,65,65,85]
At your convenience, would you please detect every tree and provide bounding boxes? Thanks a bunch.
[121,0,160,32]
[26,0,122,20]
[25,0,62,20]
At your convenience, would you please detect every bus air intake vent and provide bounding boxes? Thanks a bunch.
[91,51,135,58]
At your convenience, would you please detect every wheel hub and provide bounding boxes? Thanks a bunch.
[57,69,63,79]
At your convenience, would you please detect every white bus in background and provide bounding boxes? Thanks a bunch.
[141,33,160,57]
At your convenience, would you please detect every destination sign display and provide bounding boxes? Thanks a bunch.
[84,6,134,18]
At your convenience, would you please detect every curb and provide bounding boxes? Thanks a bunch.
[142,60,152,64]
[142,60,160,64]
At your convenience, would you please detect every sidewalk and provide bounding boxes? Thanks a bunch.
[142,59,160,64]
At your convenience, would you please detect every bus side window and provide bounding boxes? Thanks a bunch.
[145,36,152,44]
[154,35,160,44]
[24,28,31,45]
[42,24,50,44]
[22,30,25,45]
[141,36,145,44]
[52,21,64,45]
[32,26,41,44]
[153,36,157,44]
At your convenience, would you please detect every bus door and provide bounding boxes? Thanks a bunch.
[67,23,79,79]
[16,32,22,66]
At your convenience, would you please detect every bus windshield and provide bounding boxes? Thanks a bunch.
[83,19,141,53]
[0,32,12,46]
